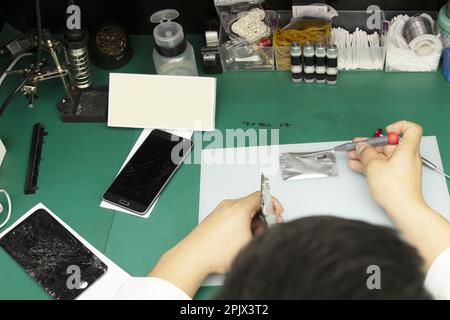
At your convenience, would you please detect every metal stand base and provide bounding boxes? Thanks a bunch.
[58,87,108,122]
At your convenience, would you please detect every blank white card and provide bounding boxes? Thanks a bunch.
[108,73,216,131]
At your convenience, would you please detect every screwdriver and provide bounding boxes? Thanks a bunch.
[305,132,400,156]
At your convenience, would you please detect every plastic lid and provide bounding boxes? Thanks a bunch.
[315,42,326,55]
[150,9,179,23]
[303,42,314,56]
[150,9,184,49]
[327,44,338,55]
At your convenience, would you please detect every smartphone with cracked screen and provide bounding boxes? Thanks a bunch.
[102,129,193,215]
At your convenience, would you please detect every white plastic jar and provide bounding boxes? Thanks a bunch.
[150,9,199,76]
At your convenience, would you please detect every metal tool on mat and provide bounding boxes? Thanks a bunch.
[421,157,450,180]
[24,123,48,194]
[254,174,277,232]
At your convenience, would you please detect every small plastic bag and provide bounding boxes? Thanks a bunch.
[280,151,338,181]
[214,0,271,44]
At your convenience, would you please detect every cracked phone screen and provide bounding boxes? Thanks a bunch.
[0,209,108,300]
[104,129,193,213]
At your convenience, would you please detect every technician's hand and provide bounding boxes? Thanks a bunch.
[347,120,425,215]
[149,192,283,297]
[347,120,450,270]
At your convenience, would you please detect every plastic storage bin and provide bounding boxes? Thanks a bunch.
[384,11,441,72]
[274,10,386,71]
[274,10,330,71]
[217,10,275,72]
[331,10,386,71]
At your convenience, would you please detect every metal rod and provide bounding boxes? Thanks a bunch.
[47,39,73,102]
[421,156,450,180]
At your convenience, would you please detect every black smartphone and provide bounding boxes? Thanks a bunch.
[102,129,193,215]
[0,209,108,300]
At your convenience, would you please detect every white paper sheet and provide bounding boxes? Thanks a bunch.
[199,136,450,286]
[0,203,130,300]
[108,73,216,131]
[100,129,193,219]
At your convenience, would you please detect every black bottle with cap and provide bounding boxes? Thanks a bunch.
[303,42,315,83]
[326,44,338,85]
[290,42,303,83]
[315,42,326,84]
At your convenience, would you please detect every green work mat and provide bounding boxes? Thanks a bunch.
[0,23,449,299]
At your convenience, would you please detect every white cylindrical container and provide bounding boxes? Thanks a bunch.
[150,9,198,76]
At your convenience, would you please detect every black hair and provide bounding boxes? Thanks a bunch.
[217,216,431,300]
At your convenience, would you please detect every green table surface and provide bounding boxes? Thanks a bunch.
[0,24,449,300]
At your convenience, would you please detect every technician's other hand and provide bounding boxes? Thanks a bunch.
[182,192,284,275]
[347,120,424,215]
[149,192,283,297]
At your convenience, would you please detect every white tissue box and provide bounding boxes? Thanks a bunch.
[0,140,5,167]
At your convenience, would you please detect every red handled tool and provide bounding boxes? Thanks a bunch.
[304,132,400,156]
[333,132,400,152]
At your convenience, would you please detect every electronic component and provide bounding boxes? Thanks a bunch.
[290,42,303,82]
[24,123,47,194]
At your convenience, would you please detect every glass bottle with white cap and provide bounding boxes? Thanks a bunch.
[150,9,198,76]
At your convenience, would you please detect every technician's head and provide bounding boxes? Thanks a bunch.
[217,216,430,300]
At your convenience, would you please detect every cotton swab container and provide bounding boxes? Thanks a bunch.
[330,10,386,71]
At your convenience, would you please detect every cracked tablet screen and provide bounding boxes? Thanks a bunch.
[0,209,108,300]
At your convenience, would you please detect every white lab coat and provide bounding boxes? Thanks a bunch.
[114,247,450,300]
